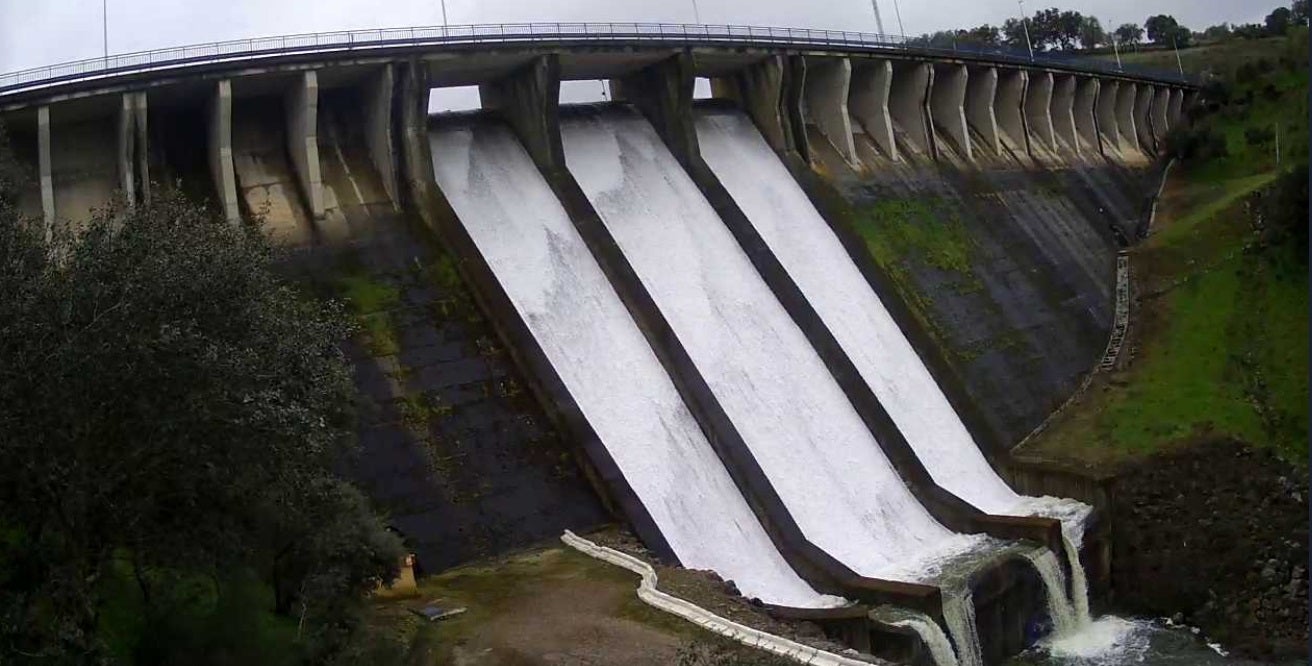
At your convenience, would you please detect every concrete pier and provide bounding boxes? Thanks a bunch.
[1051,74,1078,155]
[709,56,790,155]
[1096,80,1120,152]
[965,65,1000,155]
[1150,86,1170,143]
[37,105,53,234]
[802,57,857,165]
[285,70,324,219]
[1167,88,1184,127]
[1114,82,1138,154]
[1073,77,1099,154]
[132,92,149,204]
[208,80,239,223]
[364,64,397,207]
[995,69,1027,151]
[889,61,932,156]
[481,55,563,170]
[117,94,135,205]
[849,59,897,160]
[1133,83,1154,153]
[1023,71,1054,152]
[929,63,971,160]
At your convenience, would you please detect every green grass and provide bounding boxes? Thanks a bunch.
[336,272,402,357]
[853,196,976,275]
[1092,35,1295,77]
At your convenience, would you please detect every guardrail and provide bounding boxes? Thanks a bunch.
[0,22,1194,99]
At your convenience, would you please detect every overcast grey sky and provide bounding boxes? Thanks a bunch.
[0,0,1273,74]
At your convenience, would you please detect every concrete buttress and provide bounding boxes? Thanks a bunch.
[132,92,149,204]
[929,63,971,160]
[1150,86,1170,145]
[1095,79,1120,153]
[709,55,792,156]
[1114,81,1138,154]
[117,94,135,205]
[1051,74,1078,155]
[1073,77,1098,154]
[37,105,53,235]
[286,70,325,219]
[1023,70,1054,152]
[480,55,565,170]
[965,66,999,155]
[802,57,857,165]
[848,59,897,160]
[1133,83,1154,153]
[995,68,1027,153]
[364,64,398,208]
[208,80,239,223]
[1167,88,1184,127]
[888,61,932,157]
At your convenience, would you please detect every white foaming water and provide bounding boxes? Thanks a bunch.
[886,611,960,666]
[942,587,984,666]
[1039,616,1151,662]
[1024,547,1081,635]
[561,107,987,583]
[428,119,842,609]
[694,108,1093,540]
[1062,535,1092,624]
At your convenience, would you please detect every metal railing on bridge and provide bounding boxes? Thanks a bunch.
[0,22,1195,99]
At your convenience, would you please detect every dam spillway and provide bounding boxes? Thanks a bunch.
[559,106,988,583]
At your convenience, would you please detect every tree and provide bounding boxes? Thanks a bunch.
[1079,16,1106,49]
[1201,23,1233,41]
[1266,6,1294,35]
[1002,17,1032,50]
[1055,10,1085,49]
[1233,23,1267,39]
[1145,14,1181,45]
[1294,0,1310,26]
[1115,23,1145,46]
[0,174,403,660]
[965,24,1002,47]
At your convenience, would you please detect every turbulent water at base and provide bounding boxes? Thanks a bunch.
[1024,548,1081,635]
[427,117,841,609]
[1061,535,1091,624]
[878,608,960,666]
[942,587,984,666]
[694,107,1094,541]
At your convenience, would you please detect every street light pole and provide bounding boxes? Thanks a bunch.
[870,0,886,37]
[440,0,448,27]
[1018,0,1034,60]
[690,0,701,24]
[103,0,108,61]
[891,0,906,42]
[1110,22,1122,70]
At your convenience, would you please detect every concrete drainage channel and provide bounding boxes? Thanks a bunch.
[559,531,873,666]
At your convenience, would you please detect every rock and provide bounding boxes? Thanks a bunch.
[1171,612,1185,624]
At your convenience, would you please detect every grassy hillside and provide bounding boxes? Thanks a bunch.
[1093,35,1297,78]
[1019,32,1309,469]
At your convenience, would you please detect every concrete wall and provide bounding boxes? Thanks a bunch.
[1095,80,1120,153]
[802,57,857,165]
[1132,83,1154,153]
[50,114,119,230]
[848,59,897,160]
[1073,77,1099,154]
[231,92,317,243]
[363,64,398,208]
[1023,70,1055,152]
[929,63,971,160]
[965,66,999,155]
[995,69,1027,152]
[888,61,932,156]
[480,55,564,171]
[1051,74,1078,155]
[207,79,239,223]
[1150,86,1170,143]
[1114,81,1138,153]
[285,70,325,219]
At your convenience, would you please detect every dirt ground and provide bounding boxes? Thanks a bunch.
[366,538,774,665]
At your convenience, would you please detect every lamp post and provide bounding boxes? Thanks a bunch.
[691,0,701,24]
[891,0,906,43]
[440,0,448,27]
[870,0,886,37]
[1018,0,1034,60]
[103,0,109,61]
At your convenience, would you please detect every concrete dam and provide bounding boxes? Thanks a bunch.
[0,24,1194,665]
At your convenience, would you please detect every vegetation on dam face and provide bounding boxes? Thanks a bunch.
[1021,29,1309,469]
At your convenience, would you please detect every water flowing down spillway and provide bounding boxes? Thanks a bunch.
[428,118,843,609]
[694,108,1094,544]
[560,106,988,583]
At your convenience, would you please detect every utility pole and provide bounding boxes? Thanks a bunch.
[440,0,448,27]
[1018,0,1034,60]
[1111,27,1122,70]
[870,0,886,37]
[103,0,108,61]
[691,0,701,24]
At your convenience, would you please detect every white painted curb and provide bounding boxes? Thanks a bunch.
[560,530,872,666]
